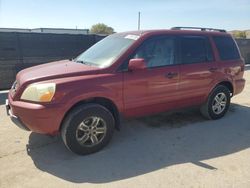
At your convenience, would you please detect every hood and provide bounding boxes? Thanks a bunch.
[17,60,100,85]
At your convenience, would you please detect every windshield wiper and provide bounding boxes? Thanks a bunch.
[75,60,91,65]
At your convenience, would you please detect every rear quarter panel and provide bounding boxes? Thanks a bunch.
[216,59,245,95]
[208,35,245,96]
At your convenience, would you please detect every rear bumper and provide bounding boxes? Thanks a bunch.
[234,78,246,95]
[7,94,64,135]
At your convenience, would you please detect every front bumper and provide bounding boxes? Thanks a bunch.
[6,94,64,135]
[6,99,30,131]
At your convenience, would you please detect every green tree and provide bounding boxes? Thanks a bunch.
[90,23,114,35]
[233,31,246,39]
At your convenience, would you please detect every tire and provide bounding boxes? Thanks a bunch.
[200,85,231,120]
[61,103,115,155]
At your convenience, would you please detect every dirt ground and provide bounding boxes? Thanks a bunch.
[0,66,250,188]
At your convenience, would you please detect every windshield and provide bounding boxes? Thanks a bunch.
[75,34,138,68]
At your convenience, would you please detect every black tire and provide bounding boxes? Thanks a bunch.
[200,85,231,120]
[61,103,115,155]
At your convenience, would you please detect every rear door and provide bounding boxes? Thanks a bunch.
[178,35,218,106]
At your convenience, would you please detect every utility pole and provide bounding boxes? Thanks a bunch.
[138,11,141,30]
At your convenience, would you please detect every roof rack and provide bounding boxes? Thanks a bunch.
[171,27,226,33]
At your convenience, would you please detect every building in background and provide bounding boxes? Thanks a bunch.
[0,28,89,35]
[0,28,31,33]
[31,28,89,35]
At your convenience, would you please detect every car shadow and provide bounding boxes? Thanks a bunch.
[26,104,250,183]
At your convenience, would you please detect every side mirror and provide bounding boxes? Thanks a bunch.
[128,58,146,71]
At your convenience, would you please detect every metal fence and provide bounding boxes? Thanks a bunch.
[235,39,250,65]
[0,32,105,89]
[0,33,250,89]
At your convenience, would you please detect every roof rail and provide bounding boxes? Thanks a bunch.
[171,27,226,33]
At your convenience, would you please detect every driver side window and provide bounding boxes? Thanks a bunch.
[133,37,175,68]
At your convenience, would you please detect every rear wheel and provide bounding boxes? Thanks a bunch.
[61,104,115,155]
[200,85,231,120]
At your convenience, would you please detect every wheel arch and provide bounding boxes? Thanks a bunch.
[216,81,234,96]
[60,97,121,131]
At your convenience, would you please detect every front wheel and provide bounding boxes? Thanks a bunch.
[200,85,231,120]
[61,104,115,155]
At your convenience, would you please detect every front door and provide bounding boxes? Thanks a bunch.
[123,36,180,117]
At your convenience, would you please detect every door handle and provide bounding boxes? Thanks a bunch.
[165,72,178,79]
[208,67,218,72]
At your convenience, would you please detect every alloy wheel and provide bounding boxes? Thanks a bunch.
[212,92,227,115]
[76,116,107,147]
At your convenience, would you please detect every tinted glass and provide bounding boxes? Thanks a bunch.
[213,36,240,60]
[206,39,214,61]
[133,37,175,68]
[180,36,210,64]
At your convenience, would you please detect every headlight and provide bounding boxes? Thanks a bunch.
[21,83,56,102]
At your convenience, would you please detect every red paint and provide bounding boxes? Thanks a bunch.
[8,29,245,135]
[128,58,147,71]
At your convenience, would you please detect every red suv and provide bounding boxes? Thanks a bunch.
[6,27,245,155]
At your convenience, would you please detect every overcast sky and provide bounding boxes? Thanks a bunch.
[0,0,249,31]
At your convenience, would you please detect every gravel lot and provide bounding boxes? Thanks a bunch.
[0,66,250,188]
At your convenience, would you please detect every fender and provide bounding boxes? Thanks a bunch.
[51,74,124,126]
[62,87,123,114]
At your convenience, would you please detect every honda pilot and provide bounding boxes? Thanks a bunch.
[6,27,245,155]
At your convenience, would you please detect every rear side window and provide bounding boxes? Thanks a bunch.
[213,36,240,60]
[180,36,213,64]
